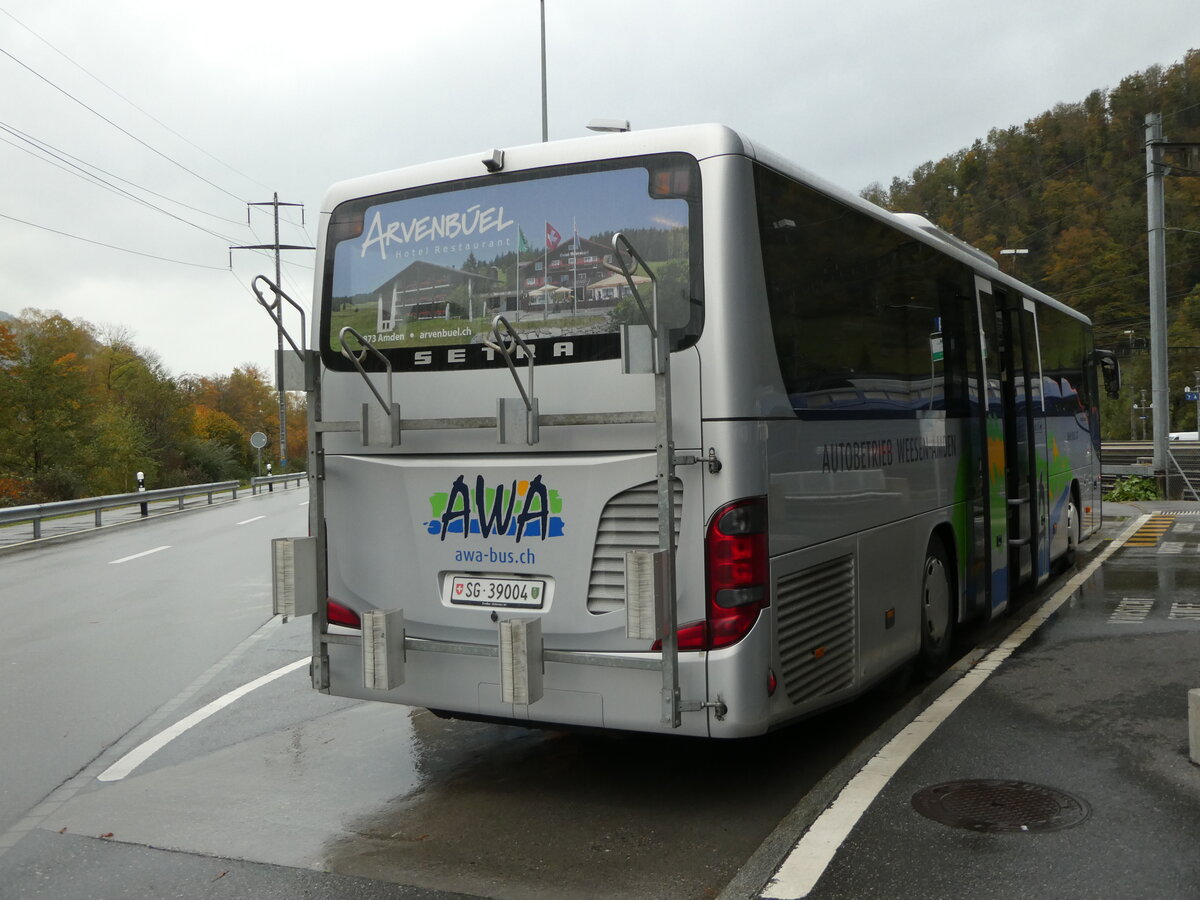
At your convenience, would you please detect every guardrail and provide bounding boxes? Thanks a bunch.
[0,481,241,540]
[250,473,308,495]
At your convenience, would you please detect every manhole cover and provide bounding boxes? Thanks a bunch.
[911,779,1091,833]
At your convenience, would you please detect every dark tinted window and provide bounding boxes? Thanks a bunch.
[1038,306,1090,416]
[754,165,971,418]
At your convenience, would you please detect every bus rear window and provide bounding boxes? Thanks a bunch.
[321,154,701,372]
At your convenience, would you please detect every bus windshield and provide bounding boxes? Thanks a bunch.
[321,153,701,372]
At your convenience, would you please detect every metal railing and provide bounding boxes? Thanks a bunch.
[1102,441,1200,498]
[251,473,308,494]
[0,481,240,540]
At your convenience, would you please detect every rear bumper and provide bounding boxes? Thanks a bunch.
[321,617,775,738]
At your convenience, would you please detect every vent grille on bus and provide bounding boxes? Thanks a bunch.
[586,479,683,615]
[777,554,856,706]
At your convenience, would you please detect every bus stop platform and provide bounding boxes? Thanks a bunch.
[731,501,1200,900]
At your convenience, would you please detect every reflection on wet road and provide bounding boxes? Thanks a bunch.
[325,694,912,899]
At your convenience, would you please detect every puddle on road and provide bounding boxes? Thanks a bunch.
[321,695,906,900]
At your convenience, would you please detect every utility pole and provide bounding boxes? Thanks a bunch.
[231,194,314,470]
[1145,114,1200,494]
[1146,114,1169,481]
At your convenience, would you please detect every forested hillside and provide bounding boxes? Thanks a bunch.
[0,310,304,505]
[863,51,1200,440]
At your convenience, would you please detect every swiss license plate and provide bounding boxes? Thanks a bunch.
[446,575,546,608]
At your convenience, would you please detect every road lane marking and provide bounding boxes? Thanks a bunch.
[108,545,171,565]
[1109,598,1154,623]
[97,656,310,782]
[236,516,266,525]
[760,514,1149,900]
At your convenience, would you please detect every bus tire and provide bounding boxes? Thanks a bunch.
[1063,498,1080,568]
[918,537,954,678]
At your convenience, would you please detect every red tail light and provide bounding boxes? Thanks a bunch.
[652,496,769,652]
[326,598,361,629]
[705,497,769,648]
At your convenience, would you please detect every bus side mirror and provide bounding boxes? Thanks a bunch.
[1095,349,1120,399]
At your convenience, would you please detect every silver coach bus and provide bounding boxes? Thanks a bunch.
[266,124,1118,738]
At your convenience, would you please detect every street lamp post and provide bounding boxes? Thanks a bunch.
[999,248,1029,276]
[540,0,548,142]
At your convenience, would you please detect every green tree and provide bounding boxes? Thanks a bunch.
[0,311,96,499]
[93,329,192,487]
[85,403,156,494]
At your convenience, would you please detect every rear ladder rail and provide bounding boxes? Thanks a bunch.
[251,276,314,392]
[483,315,539,445]
[605,232,683,727]
[251,276,331,692]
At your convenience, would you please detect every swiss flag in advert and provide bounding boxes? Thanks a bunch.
[545,222,562,250]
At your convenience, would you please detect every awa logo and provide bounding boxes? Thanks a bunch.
[425,475,564,543]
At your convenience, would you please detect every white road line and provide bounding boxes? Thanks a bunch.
[97,656,311,782]
[108,545,171,565]
[1109,598,1154,624]
[236,516,266,525]
[760,515,1149,900]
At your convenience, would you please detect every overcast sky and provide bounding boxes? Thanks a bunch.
[0,1,1194,377]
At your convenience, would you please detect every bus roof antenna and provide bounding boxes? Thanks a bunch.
[586,118,631,133]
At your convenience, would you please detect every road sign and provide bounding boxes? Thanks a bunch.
[250,431,268,449]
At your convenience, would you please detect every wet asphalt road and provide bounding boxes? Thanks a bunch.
[0,489,914,899]
[2,500,1195,899]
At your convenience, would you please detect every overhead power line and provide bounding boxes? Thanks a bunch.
[0,209,229,270]
[0,5,269,194]
[0,43,247,204]
[0,122,250,244]
[0,119,245,225]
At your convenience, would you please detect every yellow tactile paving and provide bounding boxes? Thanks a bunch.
[1125,515,1176,547]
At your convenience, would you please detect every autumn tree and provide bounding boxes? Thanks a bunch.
[0,307,303,503]
[0,311,96,500]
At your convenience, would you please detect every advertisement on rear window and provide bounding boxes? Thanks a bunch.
[323,157,698,371]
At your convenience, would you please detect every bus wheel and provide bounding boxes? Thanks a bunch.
[918,538,953,678]
[1064,499,1080,568]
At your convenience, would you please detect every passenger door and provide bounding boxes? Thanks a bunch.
[997,293,1044,588]
[974,278,1009,616]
